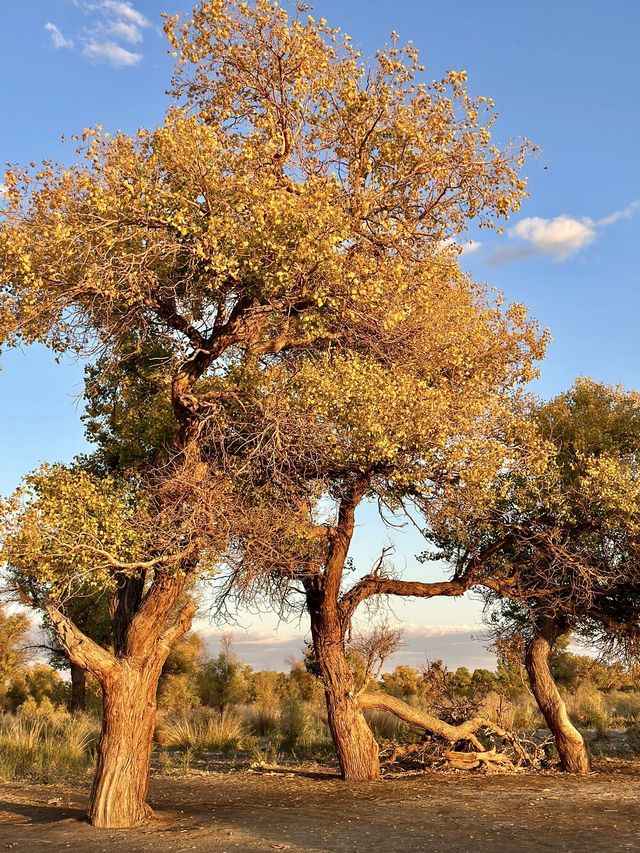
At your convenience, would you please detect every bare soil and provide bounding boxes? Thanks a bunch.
[1,760,639,852]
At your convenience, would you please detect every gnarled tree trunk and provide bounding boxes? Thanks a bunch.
[359,691,483,750]
[308,598,380,781]
[47,580,196,828]
[89,661,162,828]
[525,617,590,774]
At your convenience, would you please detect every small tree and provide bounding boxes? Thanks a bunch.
[0,463,211,825]
[198,636,252,712]
[426,378,640,773]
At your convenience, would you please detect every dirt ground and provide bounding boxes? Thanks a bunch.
[1,761,639,852]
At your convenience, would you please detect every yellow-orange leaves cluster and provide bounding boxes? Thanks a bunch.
[0,466,145,599]
[0,0,546,597]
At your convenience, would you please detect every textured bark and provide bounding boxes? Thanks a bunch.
[309,600,380,781]
[47,590,197,828]
[358,691,530,764]
[301,480,381,782]
[88,662,161,828]
[525,619,590,774]
[69,662,87,712]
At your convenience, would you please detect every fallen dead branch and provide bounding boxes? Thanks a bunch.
[443,748,514,771]
[359,691,533,768]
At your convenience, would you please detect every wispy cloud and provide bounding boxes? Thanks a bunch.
[95,1,149,30]
[194,622,490,671]
[82,40,142,68]
[102,19,144,44]
[488,199,640,265]
[46,1,149,68]
[45,22,73,50]
[597,199,640,227]
[402,623,477,637]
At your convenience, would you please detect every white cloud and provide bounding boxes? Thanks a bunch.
[96,1,149,30]
[87,1,150,43]
[509,215,596,261]
[489,199,640,265]
[460,239,482,255]
[597,199,640,227]
[50,1,149,67]
[82,40,142,68]
[45,22,73,50]
[103,19,144,44]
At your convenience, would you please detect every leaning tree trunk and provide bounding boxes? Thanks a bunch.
[69,661,87,712]
[88,660,163,828]
[525,620,590,774]
[309,603,380,781]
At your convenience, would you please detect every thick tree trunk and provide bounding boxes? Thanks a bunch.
[525,619,590,774]
[88,662,162,828]
[48,578,197,829]
[309,605,380,781]
[69,661,87,712]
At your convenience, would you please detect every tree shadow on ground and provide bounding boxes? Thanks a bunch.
[0,799,87,825]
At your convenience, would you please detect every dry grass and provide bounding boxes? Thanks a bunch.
[155,709,248,752]
[0,712,98,782]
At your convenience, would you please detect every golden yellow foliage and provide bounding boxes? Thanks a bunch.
[0,0,545,599]
[1,466,144,598]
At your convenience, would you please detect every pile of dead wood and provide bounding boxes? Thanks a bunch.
[359,691,547,772]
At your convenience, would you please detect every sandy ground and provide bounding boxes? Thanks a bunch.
[1,762,639,852]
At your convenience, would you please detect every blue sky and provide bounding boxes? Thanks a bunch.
[1,1,639,669]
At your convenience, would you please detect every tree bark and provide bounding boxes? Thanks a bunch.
[525,618,590,774]
[88,661,162,828]
[69,661,87,712]
[308,601,380,782]
[357,690,530,764]
[47,592,197,828]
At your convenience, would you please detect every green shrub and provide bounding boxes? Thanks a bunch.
[278,697,331,754]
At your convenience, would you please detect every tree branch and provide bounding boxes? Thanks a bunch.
[358,691,529,762]
[158,597,198,651]
[340,577,470,624]
[46,605,115,680]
